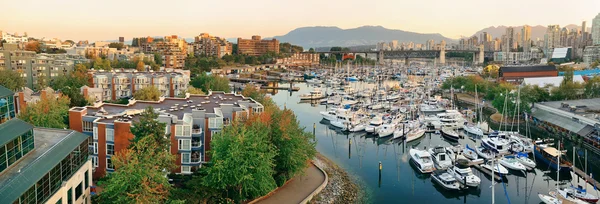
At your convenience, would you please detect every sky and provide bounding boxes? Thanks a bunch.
[1,0,599,42]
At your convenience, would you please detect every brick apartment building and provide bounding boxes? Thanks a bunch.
[237,36,279,56]
[499,65,558,83]
[83,69,190,102]
[193,33,233,58]
[142,35,187,69]
[68,91,264,178]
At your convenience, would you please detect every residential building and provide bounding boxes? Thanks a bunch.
[142,35,187,69]
[0,117,92,204]
[493,51,544,64]
[426,39,435,50]
[84,69,191,102]
[1,32,28,44]
[594,13,600,45]
[276,53,320,65]
[0,47,84,89]
[69,91,264,178]
[13,87,56,114]
[545,25,561,56]
[499,65,558,83]
[237,36,279,56]
[0,86,16,124]
[522,25,532,52]
[583,46,600,65]
[192,33,233,58]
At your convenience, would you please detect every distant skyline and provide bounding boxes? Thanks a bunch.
[1,0,599,42]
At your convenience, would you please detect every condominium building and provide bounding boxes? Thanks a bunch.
[0,85,16,124]
[522,25,532,52]
[193,33,233,58]
[545,25,561,55]
[0,117,92,204]
[1,32,28,44]
[0,48,85,89]
[276,53,320,65]
[593,13,600,45]
[84,69,191,102]
[237,36,279,56]
[13,87,57,114]
[143,35,187,69]
[68,91,264,178]
[493,51,544,65]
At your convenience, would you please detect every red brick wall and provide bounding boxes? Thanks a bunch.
[96,123,107,178]
[169,78,174,97]
[111,77,116,101]
[114,121,133,154]
[82,87,89,99]
[16,92,26,114]
[68,109,86,132]
[501,71,558,79]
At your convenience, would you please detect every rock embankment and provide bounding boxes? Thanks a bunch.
[311,154,365,204]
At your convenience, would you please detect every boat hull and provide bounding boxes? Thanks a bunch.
[533,146,571,172]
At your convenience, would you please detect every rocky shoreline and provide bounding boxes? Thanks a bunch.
[311,153,366,204]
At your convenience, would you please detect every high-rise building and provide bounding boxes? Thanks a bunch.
[193,33,233,58]
[593,13,600,45]
[390,40,398,50]
[505,27,515,52]
[426,39,435,50]
[237,36,279,56]
[522,25,532,52]
[142,35,187,69]
[545,25,561,55]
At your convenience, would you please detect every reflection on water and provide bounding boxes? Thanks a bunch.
[270,82,588,204]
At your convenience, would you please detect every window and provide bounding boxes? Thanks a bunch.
[107,158,114,170]
[85,170,89,189]
[67,188,72,204]
[93,127,98,140]
[183,125,191,136]
[181,166,191,174]
[175,125,182,136]
[106,128,114,142]
[178,139,191,150]
[55,198,62,204]
[82,121,93,132]
[209,117,223,128]
[107,144,114,155]
[75,182,83,200]
[181,153,190,163]
[92,142,98,154]
[92,156,98,167]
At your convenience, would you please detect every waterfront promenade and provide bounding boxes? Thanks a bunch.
[253,163,326,204]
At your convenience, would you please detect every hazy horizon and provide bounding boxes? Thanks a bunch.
[1,0,599,42]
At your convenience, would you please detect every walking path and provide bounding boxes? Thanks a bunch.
[254,163,326,204]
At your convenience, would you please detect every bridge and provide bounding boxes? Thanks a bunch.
[308,45,494,65]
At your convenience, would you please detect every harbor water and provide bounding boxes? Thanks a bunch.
[270,82,600,204]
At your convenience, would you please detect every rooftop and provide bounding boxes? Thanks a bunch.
[500,65,557,73]
[83,91,260,123]
[0,128,89,202]
[0,118,34,146]
[0,85,14,98]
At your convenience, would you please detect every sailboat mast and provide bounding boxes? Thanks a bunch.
[557,141,561,192]
[517,86,521,133]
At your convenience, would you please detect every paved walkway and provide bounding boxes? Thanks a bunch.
[255,164,326,204]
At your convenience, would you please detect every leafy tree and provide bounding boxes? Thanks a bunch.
[136,61,145,71]
[45,48,67,54]
[190,74,230,93]
[97,135,175,204]
[202,121,277,202]
[129,106,169,148]
[25,41,41,53]
[35,76,48,91]
[591,60,599,69]
[308,48,315,53]
[154,53,163,66]
[585,76,600,98]
[50,63,90,107]
[19,91,70,128]
[108,42,124,50]
[186,87,205,95]
[93,57,112,71]
[0,39,6,47]
[133,86,161,101]
[0,69,26,91]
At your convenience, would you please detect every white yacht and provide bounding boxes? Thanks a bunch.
[420,104,445,114]
[410,148,435,174]
[481,160,509,175]
[365,116,383,133]
[499,156,527,171]
[319,108,348,121]
[306,78,322,84]
[476,146,494,160]
[448,163,481,188]
[429,146,452,170]
[463,145,478,160]
[299,88,325,100]
[515,152,536,169]
[437,110,465,129]
[431,169,461,190]
[377,124,396,138]
[482,135,510,154]
[463,122,484,137]
[441,127,459,142]
[405,127,426,143]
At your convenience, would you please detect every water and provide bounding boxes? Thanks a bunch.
[270,82,600,204]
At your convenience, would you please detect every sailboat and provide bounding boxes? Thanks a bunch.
[464,85,484,137]
[538,142,588,204]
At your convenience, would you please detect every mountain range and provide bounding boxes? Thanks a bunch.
[269,26,455,49]
[469,24,589,41]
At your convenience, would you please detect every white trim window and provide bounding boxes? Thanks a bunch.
[178,139,191,150]
[106,128,114,142]
[209,117,223,129]
[175,125,192,137]
[181,153,190,163]
[181,166,191,174]
[92,156,98,167]
[107,144,114,155]
[107,158,114,170]
[93,127,98,140]
[93,142,98,154]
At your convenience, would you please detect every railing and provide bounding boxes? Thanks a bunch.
[192,129,202,134]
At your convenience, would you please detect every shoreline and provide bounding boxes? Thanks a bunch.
[311,153,367,204]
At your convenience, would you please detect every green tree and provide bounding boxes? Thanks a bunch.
[18,92,70,128]
[108,42,124,50]
[202,121,277,202]
[133,86,161,101]
[0,69,26,91]
[187,86,205,95]
[190,74,230,93]
[154,53,163,66]
[97,135,175,204]
[308,48,315,53]
[585,76,600,98]
[50,63,91,107]
[129,106,169,148]
[591,60,599,69]
[136,61,145,71]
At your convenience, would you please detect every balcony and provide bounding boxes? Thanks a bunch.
[190,151,201,163]
[192,125,202,135]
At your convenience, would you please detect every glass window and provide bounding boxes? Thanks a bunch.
[55,198,62,204]
[181,153,190,163]
[93,127,98,140]
[82,121,93,132]
[178,139,191,150]
[0,145,6,173]
[183,126,191,136]
[175,125,183,136]
[181,166,191,173]
[67,188,72,204]
[106,128,114,142]
[107,144,114,155]
[75,182,83,200]
[85,170,89,189]
[107,158,114,170]
[92,156,98,167]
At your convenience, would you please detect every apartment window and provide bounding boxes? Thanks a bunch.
[82,121,93,132]
[175,125,182,136]
[92,142,98,154]
[209,117,223,129]
[85,170,89,189]
[181,153,190,163]
[75,182,83,200]
[93,127,98,140]
[67,188,72,204]
[107,158,114,170]
[55,198,62,204]
[107,144,114,155]
[181,166,191,174]
[183,125,191,136]
[106,128,114,142]
[178,139,191,150]
[92,156,98,167]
